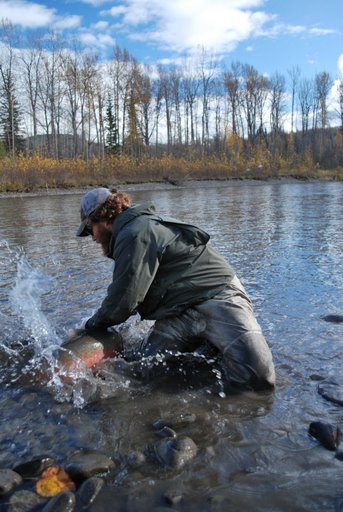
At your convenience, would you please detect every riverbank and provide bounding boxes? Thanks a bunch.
[0,154,342,194]
[1,175,340,199]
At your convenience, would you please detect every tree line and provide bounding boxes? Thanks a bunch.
[1,19,343,171]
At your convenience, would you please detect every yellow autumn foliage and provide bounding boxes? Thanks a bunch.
[35,466,76,497]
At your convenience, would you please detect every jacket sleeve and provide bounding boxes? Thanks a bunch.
[86,228,162,329]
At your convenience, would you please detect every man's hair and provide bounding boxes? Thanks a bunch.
[89,189,132,223]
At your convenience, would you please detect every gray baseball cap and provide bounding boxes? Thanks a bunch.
[77,187,112,236]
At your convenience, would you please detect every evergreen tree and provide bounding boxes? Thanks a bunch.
[105,96,119,155]
[0,68,24,155]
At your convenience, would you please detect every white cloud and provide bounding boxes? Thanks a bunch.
[0,0,55,28]
[53,15,82,31]
[260,22,336,38]
[92,21,109,30]
[79,30,116,50]
[105,0,273,53]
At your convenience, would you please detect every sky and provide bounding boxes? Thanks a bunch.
[0,0,342,80]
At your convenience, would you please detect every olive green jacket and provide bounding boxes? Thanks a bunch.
[87,203,234,329]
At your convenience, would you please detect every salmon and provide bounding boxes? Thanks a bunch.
[1,330,123,386]
[57,329,123,370]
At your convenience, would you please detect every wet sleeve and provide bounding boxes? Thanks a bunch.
[86,230,161,329]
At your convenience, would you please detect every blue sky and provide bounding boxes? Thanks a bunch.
[1,0,342,79]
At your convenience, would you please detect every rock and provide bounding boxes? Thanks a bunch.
[13,456,54,478]
[155,427,177,439]
[152,414,197,431]
[309,421,340,451]
[0,469,22,496]
[126,451,146,469]
[321,314,343,323]
[335,450,343,461]
[309,374,325,382]
[7,490,45,512]
[77,477,104,508]
[65,451,114,482]
[154,436,198,469]
[41,491,75,512]
[164,488,183,505]
[318,378,343,406]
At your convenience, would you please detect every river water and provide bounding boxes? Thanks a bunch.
[0,180,342,511]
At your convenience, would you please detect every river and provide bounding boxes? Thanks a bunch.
[0,180,342,511]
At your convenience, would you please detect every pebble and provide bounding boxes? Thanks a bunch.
[41,491,75,512]
[155,427,177,439]
[126,451,146,469]
[154,436,198,469]
[65,451,114,482]
[309,421,341,451]
[7,490,45,512]
[321,314,343,323]
[0,469,22,496]
[164,488,183,505]
[77,476,104,508]
[318,378,343,406]
[13,456,54,478]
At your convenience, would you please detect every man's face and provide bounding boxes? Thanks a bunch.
[91,221,112,256]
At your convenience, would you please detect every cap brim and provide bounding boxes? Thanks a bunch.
[76,219,91,237]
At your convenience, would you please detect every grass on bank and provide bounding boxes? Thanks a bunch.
[0,154,342,193]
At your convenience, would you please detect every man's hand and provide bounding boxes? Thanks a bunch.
[67,319,91,338]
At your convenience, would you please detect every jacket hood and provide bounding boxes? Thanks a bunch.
[110,202,155,241]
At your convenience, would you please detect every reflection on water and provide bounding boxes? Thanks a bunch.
[0,180,342,511]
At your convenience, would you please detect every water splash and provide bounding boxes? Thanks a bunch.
[9,255,58,351]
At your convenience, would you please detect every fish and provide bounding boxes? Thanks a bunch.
[56,329,123,371]
[1,330,123,386]
[308,421,341,451]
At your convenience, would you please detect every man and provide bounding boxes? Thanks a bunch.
[77,187,275,391]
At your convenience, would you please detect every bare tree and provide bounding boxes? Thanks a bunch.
[298,77,314,134]
[269,72,287,134]
[224,61,242,135]
[287,66,300,132]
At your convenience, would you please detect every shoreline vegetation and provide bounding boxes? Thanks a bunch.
[0,154,342,194]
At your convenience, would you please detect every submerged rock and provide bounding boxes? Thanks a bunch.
[126,451,146,469]
[0,469,22,496]
[318,378,343,406]
[41,491,75,512]
[155,427,177,439]
[77,476,104,508]
[153,436,198,469]
[321,314,343,323]
[13,456,54,478]
[7,490,45,512]
[65,451,114,482]
[309,421,341,451]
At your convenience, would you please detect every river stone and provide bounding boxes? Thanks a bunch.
[126,451,146,469]
[7,490,45,512]
[154,436,198,469]
[0,469,22,496]
[318,378,343,406]
[309,421,340,451]
[321,314,343,323]
[13,456,54,478]
[77,477,104,507]
[155,427,177,439]
[65,451,114,481]
[41,492,75,512]
[164,488,183,505]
